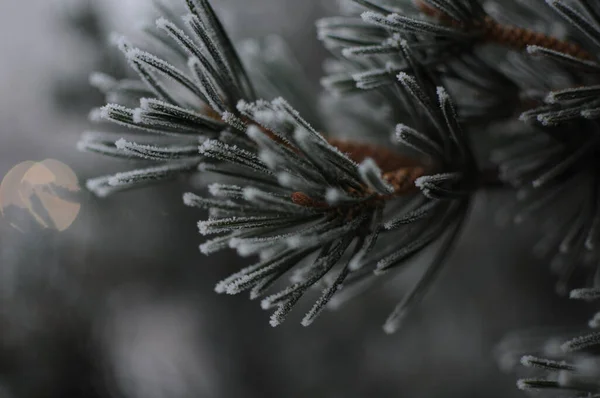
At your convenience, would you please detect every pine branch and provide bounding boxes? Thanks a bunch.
[415,0,594,60]
[74,0,600,344]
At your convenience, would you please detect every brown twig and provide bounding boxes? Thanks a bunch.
[415,0,593,61]
[327,138,423,171]
[291,139,429,209]
[200,107,505,210]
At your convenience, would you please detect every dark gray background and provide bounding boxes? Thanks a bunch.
[0,0,587,397]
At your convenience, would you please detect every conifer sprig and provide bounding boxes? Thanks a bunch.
[510,288,600,394]
[185,54,478,329]
[78,0,505,331]
[76,0,600,346]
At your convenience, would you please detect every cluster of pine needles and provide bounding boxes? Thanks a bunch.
[77,0,600,393]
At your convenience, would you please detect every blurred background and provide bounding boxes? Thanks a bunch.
[0,0,591,397]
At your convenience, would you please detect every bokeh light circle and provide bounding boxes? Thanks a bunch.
[0,159,81,232]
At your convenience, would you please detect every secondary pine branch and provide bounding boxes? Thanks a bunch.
[415,0,593,60]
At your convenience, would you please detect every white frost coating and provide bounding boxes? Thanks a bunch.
[414,176,428,190]
[111,34,130,52]
[571,288,600,300]
[197,220,212,236]
[526,45,549,56]
[221,112,244,130]
[201,140,243,157]
[340,47,356,58]
[99,105,114,121]
[225,278,249,295]
[114,138,128,150]
[519,355,573,370]
[436,86,451,102]
[261,286,292,311]
[545,91,558,104]
[536,114,553,127]
[199,139,220,155]
[235,99,254,114]
[107,162,193,187]
[181,13,194,25]
[518,112,532,123]
[86,176,114,198]
[125,47,148,62]
[208,183,225,196]
[214,277,231,294]
[261,297,274,309]
[188,57,225,112]
[520,355,536,367]
[269,315,280,327]
[108,174,126,187]
[139,97,152,109]
[516,379,530,390]
[359,158,395,194]
[155,16,169,30]
[396,71,412,84]
[208,183,243,198]
[78,140,122,157]
[200,235,230,256]
[128,48,194,95]
[200,244,214,256]
[361,11,382,24]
